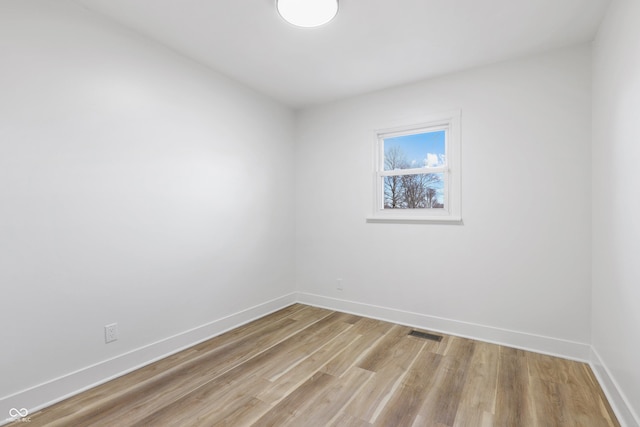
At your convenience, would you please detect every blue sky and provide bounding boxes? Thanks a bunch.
[384,130,445,168]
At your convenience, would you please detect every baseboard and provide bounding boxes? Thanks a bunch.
[590,347,640,427]
[0,293,297,426]
[297,292,592,362]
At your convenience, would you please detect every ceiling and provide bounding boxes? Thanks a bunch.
[76,0,610,109]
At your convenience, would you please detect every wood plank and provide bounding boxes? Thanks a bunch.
[321,318,393,377]
[291,367,373,426]
[494,345,534,426]
[328,412,373,427]
[247,312,353,381]
[413,338,476,426]
[527,351,572,384]
[252,371,336,426]
[451,406,494,427]
[342,338,425,422]
[357,324,413,372]
[558,381,616,427]
[196,397,270,427]
[373,348,442,426]
[529,377,565,426]
[457,340,499,413]
[257,327,362,404]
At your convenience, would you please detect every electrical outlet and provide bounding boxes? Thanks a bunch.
[105,323,118,343]
[336,278,344,291]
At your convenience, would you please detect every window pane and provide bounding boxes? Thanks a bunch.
[384,173,444,209]
[383,130,446,171]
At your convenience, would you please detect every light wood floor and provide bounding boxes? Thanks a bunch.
[19,304,619,426]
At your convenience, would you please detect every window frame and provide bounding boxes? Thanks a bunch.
[367,110,462,224]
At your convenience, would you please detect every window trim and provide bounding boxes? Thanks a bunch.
[367,110,462,224]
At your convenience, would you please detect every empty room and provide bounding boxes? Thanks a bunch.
[1,0,639,425]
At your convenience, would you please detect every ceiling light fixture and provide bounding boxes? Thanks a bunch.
[276,0,338,28]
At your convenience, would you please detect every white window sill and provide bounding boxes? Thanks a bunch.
[366,216,463,224]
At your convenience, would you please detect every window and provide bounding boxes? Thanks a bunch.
[368,111,461,223]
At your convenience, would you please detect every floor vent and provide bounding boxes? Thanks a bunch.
[408,330,443,342]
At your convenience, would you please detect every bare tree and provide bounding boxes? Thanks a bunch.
[383,146,441,209]
[400,174,437,208]
[425,187,438,208]
[384,146,407,208]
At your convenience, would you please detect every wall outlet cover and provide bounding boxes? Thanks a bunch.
[105,323,118,343]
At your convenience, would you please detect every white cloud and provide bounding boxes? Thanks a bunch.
[425,153,439,167]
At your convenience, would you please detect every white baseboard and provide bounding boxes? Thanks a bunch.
[590,347,640,427]
[296,292,592,362]
[0,293,297,426]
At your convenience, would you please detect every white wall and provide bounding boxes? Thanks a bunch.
[592,0,640,424]
[0,0,295,410]
[296,46,592,353]
[4,0,636,423]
